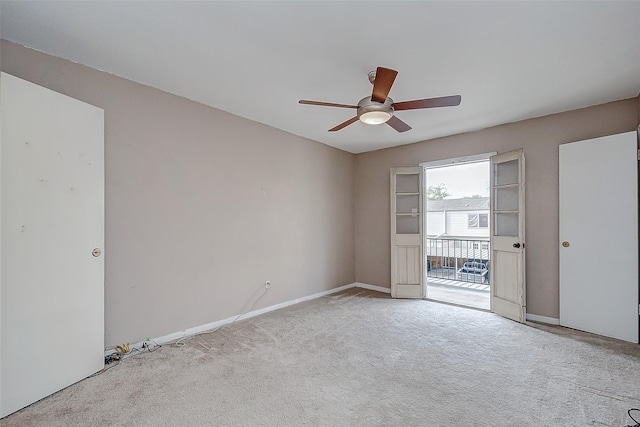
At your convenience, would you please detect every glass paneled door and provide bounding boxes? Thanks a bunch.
[490,150,525,322]
[390,167,424,298]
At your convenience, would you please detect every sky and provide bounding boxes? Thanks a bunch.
[426,161,489,199]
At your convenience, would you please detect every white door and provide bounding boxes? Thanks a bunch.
[559,131,638,343]
[391,167,424,298]
[1,73,105,417]
[490,150,525,322]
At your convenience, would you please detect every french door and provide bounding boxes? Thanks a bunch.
[390,167,425,298]
[490,150,526,322]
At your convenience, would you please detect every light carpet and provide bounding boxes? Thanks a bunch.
[2,288,639,426]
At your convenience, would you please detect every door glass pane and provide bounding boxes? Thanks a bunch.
[397,215,419,234]
[494,213,518,236]
[396,174,419,193]
[396,194,419,214]
[495,186,519,211]
[494,159,518,186]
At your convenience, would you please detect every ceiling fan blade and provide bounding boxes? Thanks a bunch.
[393,95,462,111]
[328,116,359,132]
[299,100,358,109]
[386,115,412,133]
[371,67,398,103]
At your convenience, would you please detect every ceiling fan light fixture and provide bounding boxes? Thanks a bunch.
[357,96,394,126]
[359,110,391,125]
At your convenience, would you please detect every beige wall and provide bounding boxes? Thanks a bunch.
[3,40,639,341]
[355,98,639,319]
[1,40,355,346]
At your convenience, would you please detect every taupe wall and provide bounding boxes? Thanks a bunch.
[3,40,639,341]
[355,98,639,319]
[1,40,356,346]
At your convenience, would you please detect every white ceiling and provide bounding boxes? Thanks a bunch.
[2,1,639,154]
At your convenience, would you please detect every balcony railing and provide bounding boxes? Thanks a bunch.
[426,238,490,285]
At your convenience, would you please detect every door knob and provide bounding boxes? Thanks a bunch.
[92,248,102,257]
[562,241,570,248]
[513,243,521,248]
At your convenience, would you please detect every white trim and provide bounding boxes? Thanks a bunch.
[526,313,560,325]
[355,282,391,294]
[105,283,358,358]
[104,283,560,361]
[419,152,497,169]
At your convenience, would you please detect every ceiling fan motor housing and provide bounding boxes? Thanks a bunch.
[357,96,394,125]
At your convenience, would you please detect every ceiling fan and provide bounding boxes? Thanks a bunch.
[299,67,461,133]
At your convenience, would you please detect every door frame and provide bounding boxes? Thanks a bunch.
[420,152,496,302]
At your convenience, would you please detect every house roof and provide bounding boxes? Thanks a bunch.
[427,197,490,212]
[1,2,639,154]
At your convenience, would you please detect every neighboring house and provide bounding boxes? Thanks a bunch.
[426,197,490,272]
[426,197,490,239]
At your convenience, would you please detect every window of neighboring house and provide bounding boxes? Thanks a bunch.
[468,213,489,228]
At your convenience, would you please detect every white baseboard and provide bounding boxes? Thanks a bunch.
[355,282,391,294]
[106,283,560,360]
[526,313,560,325]
[106,282,358,358]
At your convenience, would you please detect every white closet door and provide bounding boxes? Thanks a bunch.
[1,73,105,417]
[559,131,638,343]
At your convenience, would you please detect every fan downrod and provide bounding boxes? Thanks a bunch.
[368,70,377,85]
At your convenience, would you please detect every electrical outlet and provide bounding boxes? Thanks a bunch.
[265,280,271,289]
